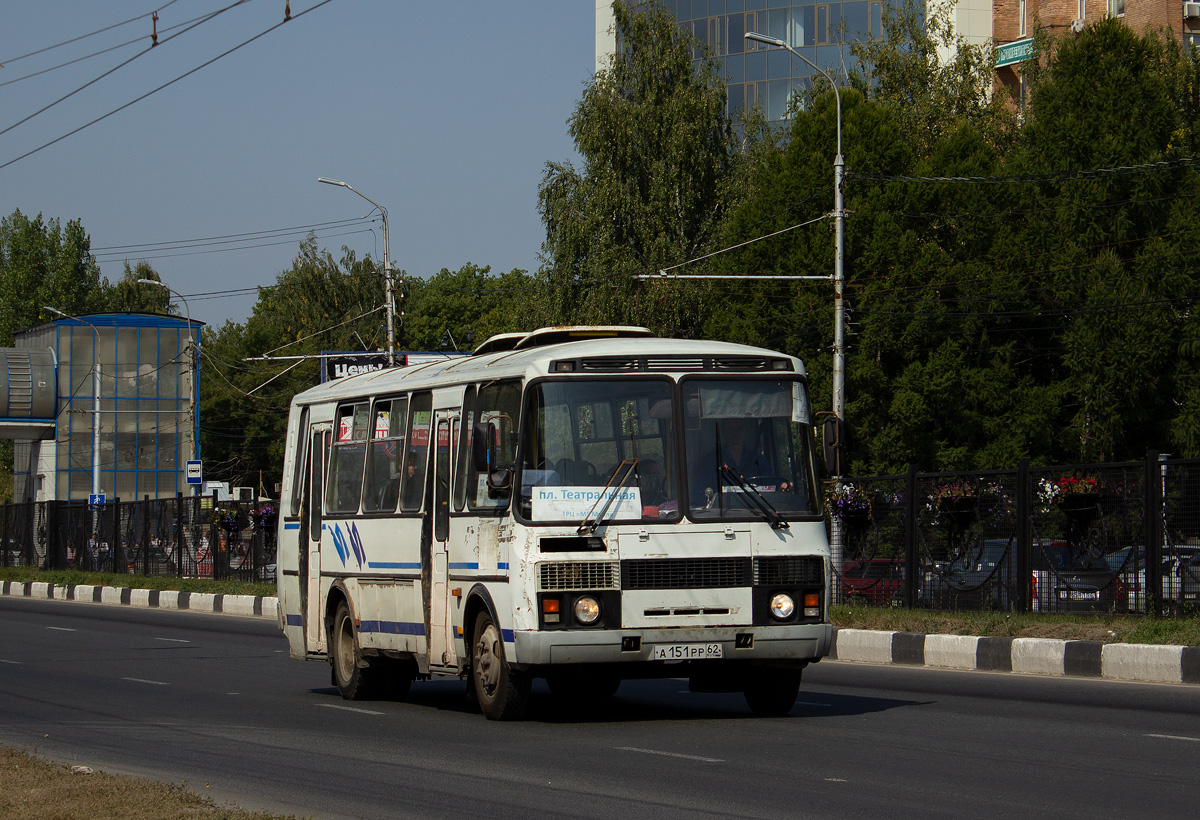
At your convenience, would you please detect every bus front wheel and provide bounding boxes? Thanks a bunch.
[743,668,802,717]
[470,610,530,720]
[331,600,380,700]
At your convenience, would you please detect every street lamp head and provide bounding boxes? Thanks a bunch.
[744,32,786,48]
[43,306,67,318]
[137,278,167,288]
[317,176,347,188]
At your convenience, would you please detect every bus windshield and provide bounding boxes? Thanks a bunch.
[519,379,678,524]
[682,378,819,521]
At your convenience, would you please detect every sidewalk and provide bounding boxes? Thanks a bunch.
[4,579,1197,686]
[1,579,278,621]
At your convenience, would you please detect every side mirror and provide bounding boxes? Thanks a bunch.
[472,421,494,472]
[486,468,512,496]
[822,416,847,477]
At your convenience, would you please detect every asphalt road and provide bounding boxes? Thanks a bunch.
[1,596,1198,820]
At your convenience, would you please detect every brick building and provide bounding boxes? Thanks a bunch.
[995,1,1200,101]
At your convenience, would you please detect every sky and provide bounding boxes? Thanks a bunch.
[0,0,597,329]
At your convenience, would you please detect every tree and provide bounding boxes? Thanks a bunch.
[198,236,388,489]
[106,261,174,313]
[538,0,738,331]
[0,209,106,345]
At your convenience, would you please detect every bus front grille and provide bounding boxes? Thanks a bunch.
[539,561,620,591]
[621,558,750,590]
[754,556,824,586]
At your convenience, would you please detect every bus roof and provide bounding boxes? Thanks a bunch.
[289,329,805,407]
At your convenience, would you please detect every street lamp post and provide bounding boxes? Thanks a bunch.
[138,279,199,494]
[317,177,397,367]
[744,31,846,431]
[43,307,102,525]
[745,31,848,589]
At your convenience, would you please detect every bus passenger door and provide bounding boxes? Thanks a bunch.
[429,413,457,667]
[304,424,331,656]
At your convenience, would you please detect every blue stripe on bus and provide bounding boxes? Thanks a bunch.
[502,629,514,642]
[366,562,421,569]
[283,522,300,531]
[498,563,509,570]
[286,614,303,626]
[358,620,426,636]
[448,562,478,570]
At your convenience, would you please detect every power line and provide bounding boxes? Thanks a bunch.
[0,0,255,139]
[0,0,181,65]
[0,0,336,172]
[0,3,247,89]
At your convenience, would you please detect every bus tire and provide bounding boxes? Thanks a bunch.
[331,600,380,700]
[470,610,530,720]
[743,668,801,717]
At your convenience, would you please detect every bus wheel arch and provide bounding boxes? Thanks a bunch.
[327,585,381,700]
[463,586,529,720]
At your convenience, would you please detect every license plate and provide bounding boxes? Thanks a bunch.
[650,643,723,661]
[1059,590,1099,600]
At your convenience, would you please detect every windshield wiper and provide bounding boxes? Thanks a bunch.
[577,457,639,535]
[718,464,789,530]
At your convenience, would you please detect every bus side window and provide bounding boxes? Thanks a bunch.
[454,386,476,511]
[468,380,521,511]
[326,402,370,514]
[400,392,433,512]
[288,406,308,517]
[363,396,407,513]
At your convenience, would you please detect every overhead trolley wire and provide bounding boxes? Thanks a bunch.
[0,0,255,139]
[0,2,248,89]
[0,0,182,66]
[0,0,336,172]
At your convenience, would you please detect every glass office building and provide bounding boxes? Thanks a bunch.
[12,313,201,502]
[599,0,893,122]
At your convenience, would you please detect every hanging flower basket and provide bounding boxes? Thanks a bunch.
[826,484,876,523]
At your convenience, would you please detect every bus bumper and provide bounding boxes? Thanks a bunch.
[510,622,832,667]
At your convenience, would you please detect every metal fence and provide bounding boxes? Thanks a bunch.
[0,492,276,585]
[6,454,1200,615]
[831,452,1200,615]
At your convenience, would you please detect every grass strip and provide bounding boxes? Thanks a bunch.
[0,746,305,820]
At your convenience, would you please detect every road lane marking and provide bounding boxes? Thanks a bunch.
[1146,733,1200,743]
[122,677,170,686]
[0,659,21,665]
[796,701,831,707]
[46,627,76,632]
[316,703,385,716]
[616,746,723,763]
[155,638,190,643]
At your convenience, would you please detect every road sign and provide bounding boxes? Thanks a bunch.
[88,493,106,507]
[995,37,1035,68]
[186,460,203,485]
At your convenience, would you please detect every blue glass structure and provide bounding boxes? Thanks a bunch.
[13,313,201,502]
[604,1,895,122]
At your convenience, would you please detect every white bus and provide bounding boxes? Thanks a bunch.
[276,326,832,719]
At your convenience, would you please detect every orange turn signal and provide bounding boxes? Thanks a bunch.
[804,593,820,608]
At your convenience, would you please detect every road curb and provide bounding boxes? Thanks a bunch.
[4,582,1195,685]
[0,580,278,621]
[831,627,1199,685]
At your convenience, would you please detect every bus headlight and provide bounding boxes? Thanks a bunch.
[769,593,795,620]
[573,595,601,625]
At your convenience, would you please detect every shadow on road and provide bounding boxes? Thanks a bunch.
[309,677,929,723]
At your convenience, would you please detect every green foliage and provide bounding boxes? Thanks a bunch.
[0,209,106,345]
[105,262,174,314]
[538,0,737,332]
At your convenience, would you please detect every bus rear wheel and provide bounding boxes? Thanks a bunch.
[743,668,802,717]
[470,610,530,720]
[331,600,380,700]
